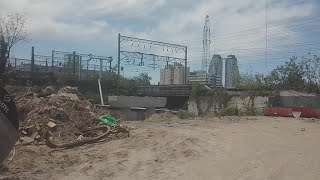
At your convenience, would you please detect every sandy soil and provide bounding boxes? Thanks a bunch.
[2,116,320,180]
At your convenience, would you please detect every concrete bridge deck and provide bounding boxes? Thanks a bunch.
[136,85,192,97]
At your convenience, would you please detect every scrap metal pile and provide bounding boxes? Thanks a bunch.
[5,85,129,149]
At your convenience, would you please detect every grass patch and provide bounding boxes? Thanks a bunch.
[218,107,239,117]
[177,110,195,119]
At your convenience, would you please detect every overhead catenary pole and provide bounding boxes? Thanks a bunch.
[185,46,188,84]
[166,58,169,69]
[46,58,48,71]
[73,51,76,78]
[87,55,90,77]
[79,56,82,81]
[99,59,103,79]
[153,56,156,70]
[109,58,112,72]
[31,46,35,72]
[266,0,268,71]
[117,33,121,95]
[51,50,54,71]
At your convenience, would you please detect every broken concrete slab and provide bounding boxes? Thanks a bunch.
[20,137,34,145]
[30,132,38,140]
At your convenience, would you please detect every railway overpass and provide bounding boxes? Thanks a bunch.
[136,85,193,97]
[136,85,246,109]
[136,85,193,110]
[136,85,240,97]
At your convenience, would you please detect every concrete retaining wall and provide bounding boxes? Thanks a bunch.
[228,96,269,114]
[188,95,269,116]
[278,97,320,108]
[107,96,166,121]
[108,96,166,108]
[269,91,320,109]
[108,107,154,121]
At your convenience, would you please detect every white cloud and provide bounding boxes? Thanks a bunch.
[1,0,318,73]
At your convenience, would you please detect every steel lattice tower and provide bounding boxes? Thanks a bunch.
[202,15,211,73]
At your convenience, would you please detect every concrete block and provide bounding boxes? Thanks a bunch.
[108,96,166,108]
[127,109,145,121]
[188,101,199,116]
[280,91,316,97]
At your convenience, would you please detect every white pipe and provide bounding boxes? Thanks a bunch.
[98,78,104,105]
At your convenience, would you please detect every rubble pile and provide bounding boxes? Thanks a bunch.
[6,86,103,145]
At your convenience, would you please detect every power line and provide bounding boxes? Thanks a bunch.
[183,24,320,47]
[173,15,320,45]
[187,42,320,57]
[174,17,320,46]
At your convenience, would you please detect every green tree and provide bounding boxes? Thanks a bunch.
[301,53,320,84]
[265,57,305,91]
[300,54,320,93]
[239,73,268,90]
[238,72,268,115]
[133,73,152,86]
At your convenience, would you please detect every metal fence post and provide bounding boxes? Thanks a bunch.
[73,51,76,78]
[31,46,35,72]
[51,50,54,72]
[79,56,82,81]
[46,58,48,71]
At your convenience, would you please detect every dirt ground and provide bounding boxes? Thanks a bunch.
[2,116,320,180]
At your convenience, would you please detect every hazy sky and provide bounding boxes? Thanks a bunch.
[1,0,320,83]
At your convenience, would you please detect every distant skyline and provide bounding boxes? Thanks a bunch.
[2,0,320,83]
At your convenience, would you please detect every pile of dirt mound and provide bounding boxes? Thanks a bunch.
[4,85,34,99]
[7,86,101,144]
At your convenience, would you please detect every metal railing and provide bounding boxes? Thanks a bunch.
[6,47,114,81]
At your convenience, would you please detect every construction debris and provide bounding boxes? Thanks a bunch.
[19,137,34,145]
[5,86,129,148]
[46,121,56,129]
[30,132,39,140]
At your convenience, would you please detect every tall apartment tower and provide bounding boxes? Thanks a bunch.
[160,65,174,85]
[189,70,214,85]
[160,63,189,85]
[225,55,240,88]
[208,54,223,87]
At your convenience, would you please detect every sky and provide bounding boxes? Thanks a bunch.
[1,0,320,84]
